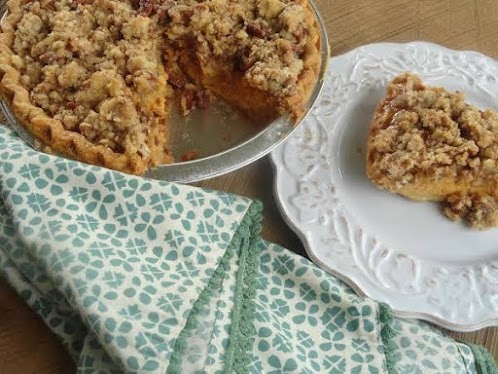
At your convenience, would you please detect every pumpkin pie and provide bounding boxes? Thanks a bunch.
[366,73,498,229]
[0,0,322,174]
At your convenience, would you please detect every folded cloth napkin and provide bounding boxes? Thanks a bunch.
[0,125,496,374]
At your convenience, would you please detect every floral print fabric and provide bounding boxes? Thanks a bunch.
[0,127,494,373]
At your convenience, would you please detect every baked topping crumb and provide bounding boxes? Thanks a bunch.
[444,192,498,229]
[367,73,498,229]
[179,83,213,116]
[181,149,199,161]
[146,0,314,98]
[11,0,169,162]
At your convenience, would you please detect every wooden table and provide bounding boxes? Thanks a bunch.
[1,0,497,372]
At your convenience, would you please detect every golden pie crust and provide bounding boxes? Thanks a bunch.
[366,73,498,229]
[0,0,322,174]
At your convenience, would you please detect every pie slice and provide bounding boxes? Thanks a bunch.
[366,73,498,229]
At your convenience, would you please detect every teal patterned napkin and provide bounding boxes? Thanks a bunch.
[0,126,496,374]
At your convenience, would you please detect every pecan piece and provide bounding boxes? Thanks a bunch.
[138,0,156,16]
[66,101,77,110]
[246,21,268,38]
[167,65,187,88]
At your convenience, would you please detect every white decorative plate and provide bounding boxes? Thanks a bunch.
[270,42,498,332]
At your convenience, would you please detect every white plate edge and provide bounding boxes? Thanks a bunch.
[269,41,498,332]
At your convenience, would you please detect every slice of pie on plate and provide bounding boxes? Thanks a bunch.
[366,73,498,229]
[0,0,322,174]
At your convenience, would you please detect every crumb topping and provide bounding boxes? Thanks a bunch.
[11,0,169,158]
[444,192,498,230]
[143,0,313,97]
[368,73,498,229]
[369,75,498,185]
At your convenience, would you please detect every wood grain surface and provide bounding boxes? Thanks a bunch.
[1,0,497,372]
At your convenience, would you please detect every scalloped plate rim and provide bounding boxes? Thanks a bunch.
[270,41,498,332]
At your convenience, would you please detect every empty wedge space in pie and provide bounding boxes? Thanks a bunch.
[366,73,498,230]
[0,0,322,174]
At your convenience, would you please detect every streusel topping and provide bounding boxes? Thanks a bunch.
[367,73,498,229]
[369,75,498,187]
[142,0,314,97]
[444,192,498,230]
[12,0,169,157]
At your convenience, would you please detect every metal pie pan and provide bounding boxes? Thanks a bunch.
[0,0,329,183]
